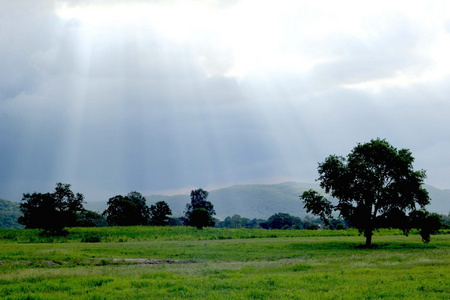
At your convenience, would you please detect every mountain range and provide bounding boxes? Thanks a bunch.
[144,182,449,219]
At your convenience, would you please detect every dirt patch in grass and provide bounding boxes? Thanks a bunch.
[2,258,195,268]
[99,258,195,265]
[43,260,61,266]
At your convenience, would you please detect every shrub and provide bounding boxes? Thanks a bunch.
[81,234,101,243]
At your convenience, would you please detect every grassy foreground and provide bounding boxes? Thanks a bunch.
[0,227,449,299]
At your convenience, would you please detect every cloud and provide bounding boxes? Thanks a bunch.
[1,0,450,202]
[309,17,431,87]
[0,1,60,100]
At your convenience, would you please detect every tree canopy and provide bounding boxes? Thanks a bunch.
[18,183,85,235]
[184,188,215,229]
[265,213,303,229]
[149,201,172,226]
[300,138,439,247]
[103,192,150,226]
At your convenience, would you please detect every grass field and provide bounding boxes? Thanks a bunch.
[0,227,449,299]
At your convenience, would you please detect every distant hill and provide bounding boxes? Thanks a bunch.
[148,182,330,219]
[423,185,450,215]
[147,182,449,219]
[0,198,23,229]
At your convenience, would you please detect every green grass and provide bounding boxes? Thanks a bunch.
[0,226,366,243]
[0,227,449,299]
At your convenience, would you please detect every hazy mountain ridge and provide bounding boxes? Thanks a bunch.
[422,185,450,215]
[147,182,449,219]
[146,183,313,219]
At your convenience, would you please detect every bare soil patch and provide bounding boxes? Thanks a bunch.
[103,258,195,265]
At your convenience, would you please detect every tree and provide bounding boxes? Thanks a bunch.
[300,138,437,247]
[149,201,172,226]
[188,208,214,229]
[18,183,85,235]
[218,217,263,229]
[103,192,150,226]
[218,214,250,228]
[408,210,441,243]
[184,188,215,229]
[230,214,242,228]
[267,213,302,229]
[128,191,150,224]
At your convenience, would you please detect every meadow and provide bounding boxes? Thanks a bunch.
[0,227,449,299]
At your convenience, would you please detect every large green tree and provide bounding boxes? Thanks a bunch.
[184,188,215,229]
[18,183,85,235]
[300,138,439,247]
[103,191,150,226]
[149,201,172,226]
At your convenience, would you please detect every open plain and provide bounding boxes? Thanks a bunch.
[0,227,449,299]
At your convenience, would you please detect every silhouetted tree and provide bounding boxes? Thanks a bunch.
[301,138,437,247]
[18,183,85,235]
[189,208,214,229]
[408,210,441,243]
[149,201,172,226]
[184,188,215,229]
[103,192,150,226]
[128,191,150,223]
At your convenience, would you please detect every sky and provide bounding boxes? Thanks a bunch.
[1,0,450,202]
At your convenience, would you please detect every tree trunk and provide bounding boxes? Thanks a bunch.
[364,229,373,248]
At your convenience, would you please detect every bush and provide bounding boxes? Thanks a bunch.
[81,234,101,243]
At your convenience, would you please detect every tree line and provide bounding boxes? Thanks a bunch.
[18,183,334,233]
[216,213,348,230]
[18,184,214,234]
[18,139,446,246]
